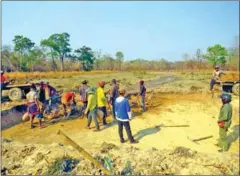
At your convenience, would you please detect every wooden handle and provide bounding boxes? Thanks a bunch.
[57,130,112,175]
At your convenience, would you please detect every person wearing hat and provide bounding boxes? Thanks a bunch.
[216,93,232,152]
[110,79,119,120]
[85,87,100,131]
[26,84,42,128]
[210,65,225,91]
[115,88,139,144]
[61,91,76,118]
[79,80,89,117]
[139,80,147,112]
[97,81,108,125]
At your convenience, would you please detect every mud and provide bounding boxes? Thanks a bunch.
[1,105,27,130]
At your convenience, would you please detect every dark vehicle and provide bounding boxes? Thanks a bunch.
[3,84,32,101]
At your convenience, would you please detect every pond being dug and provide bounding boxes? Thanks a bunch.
[2,140,239,175]
[2,91,239,175]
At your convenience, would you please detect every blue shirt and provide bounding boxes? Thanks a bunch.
[140,85,146,96]
[114,96,131,122]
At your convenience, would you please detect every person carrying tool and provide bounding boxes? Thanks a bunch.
[216,93,232,152]
[97,81,108,126]
[26,84,42,129]
[85,87,100,131]
[110,79,119,120]
[115,89,139,144]
[79,80,89,117]
[139,80,147,112]
[210,65,225,91]
[61,91,76,118]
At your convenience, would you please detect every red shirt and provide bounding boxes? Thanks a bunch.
[61,92,75,102]
[1,75,6,83]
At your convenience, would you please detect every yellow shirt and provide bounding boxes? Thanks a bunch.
[97,87,107,107]
[85,94,97,112]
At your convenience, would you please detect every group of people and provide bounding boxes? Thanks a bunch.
[26,82,57,128]
[76,78,146,143]
[0,67,234,149]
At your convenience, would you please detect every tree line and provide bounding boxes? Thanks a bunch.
[1,33,239,72]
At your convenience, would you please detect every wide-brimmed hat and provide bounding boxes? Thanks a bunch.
[214,65,220,69]
[82,80,88,84]
[87,87,95,94]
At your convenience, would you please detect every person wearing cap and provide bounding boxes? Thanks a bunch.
[110,79,119,120]
[216,93,232,152]
[85,87,100,131]
[79,80,89,117]
[115,89,139,144]
[139,80,147,112]
[61,91,76,118]
[97,81,108,125]
[210,65,225,91]
[26,84,42,128]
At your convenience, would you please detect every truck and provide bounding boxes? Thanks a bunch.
[3,84,32,101]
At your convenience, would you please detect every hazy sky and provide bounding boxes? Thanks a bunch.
[2,1,239,61]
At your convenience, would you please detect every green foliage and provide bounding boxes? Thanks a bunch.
[41,33,71,71]
[116,51,124,70]
[202,44,228,66]
[13,35,35,54]
[74,46,96,71]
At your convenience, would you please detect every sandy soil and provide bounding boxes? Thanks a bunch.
[1,72,239,175]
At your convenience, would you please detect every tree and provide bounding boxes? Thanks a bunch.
[202,44,228,66]
[13,35,35,71]
[40,33,71,71]
[1,45,16,71]
[26,47,45,71]
[115,51,124,71]
[74,46,96,71]
[195,49,202,69]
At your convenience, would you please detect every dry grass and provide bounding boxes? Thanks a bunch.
[5,71,117,81]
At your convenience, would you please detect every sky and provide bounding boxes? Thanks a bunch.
[2,1,239,61]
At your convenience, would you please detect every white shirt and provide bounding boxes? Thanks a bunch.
[26,90,38,103]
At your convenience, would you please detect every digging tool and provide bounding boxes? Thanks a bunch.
[188,135,213,144]
[57,130,113,175]
[156,124,189,128]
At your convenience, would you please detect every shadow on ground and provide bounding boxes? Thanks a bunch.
[228,125,240,147]
[133,126,161,141]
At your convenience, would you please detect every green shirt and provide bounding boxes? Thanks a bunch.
[85,93,97,112]
[218,103,232,129]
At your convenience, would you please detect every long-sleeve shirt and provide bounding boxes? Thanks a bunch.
[140,85,146,96]
[79,85,88,102]
[114,96,132,122]
[97,87,107,107]
[85,94,97,112]
[218,103,232,129]
[110,84,119,103]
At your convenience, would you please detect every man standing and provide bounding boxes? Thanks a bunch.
[110,79,119,120]
[210,65,224,91]
[61,91,76,118]
[79,80,89,117]
[85,87,100,131]
[115,89,139,144]
[217,93,232,152]
[139,80,147,112]
[97,81,108,126]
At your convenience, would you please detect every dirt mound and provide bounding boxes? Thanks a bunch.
[221,73,239,81]
[2,140,239,175]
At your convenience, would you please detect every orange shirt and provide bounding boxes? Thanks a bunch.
[1,75,6,83]
[61,92,75,103]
